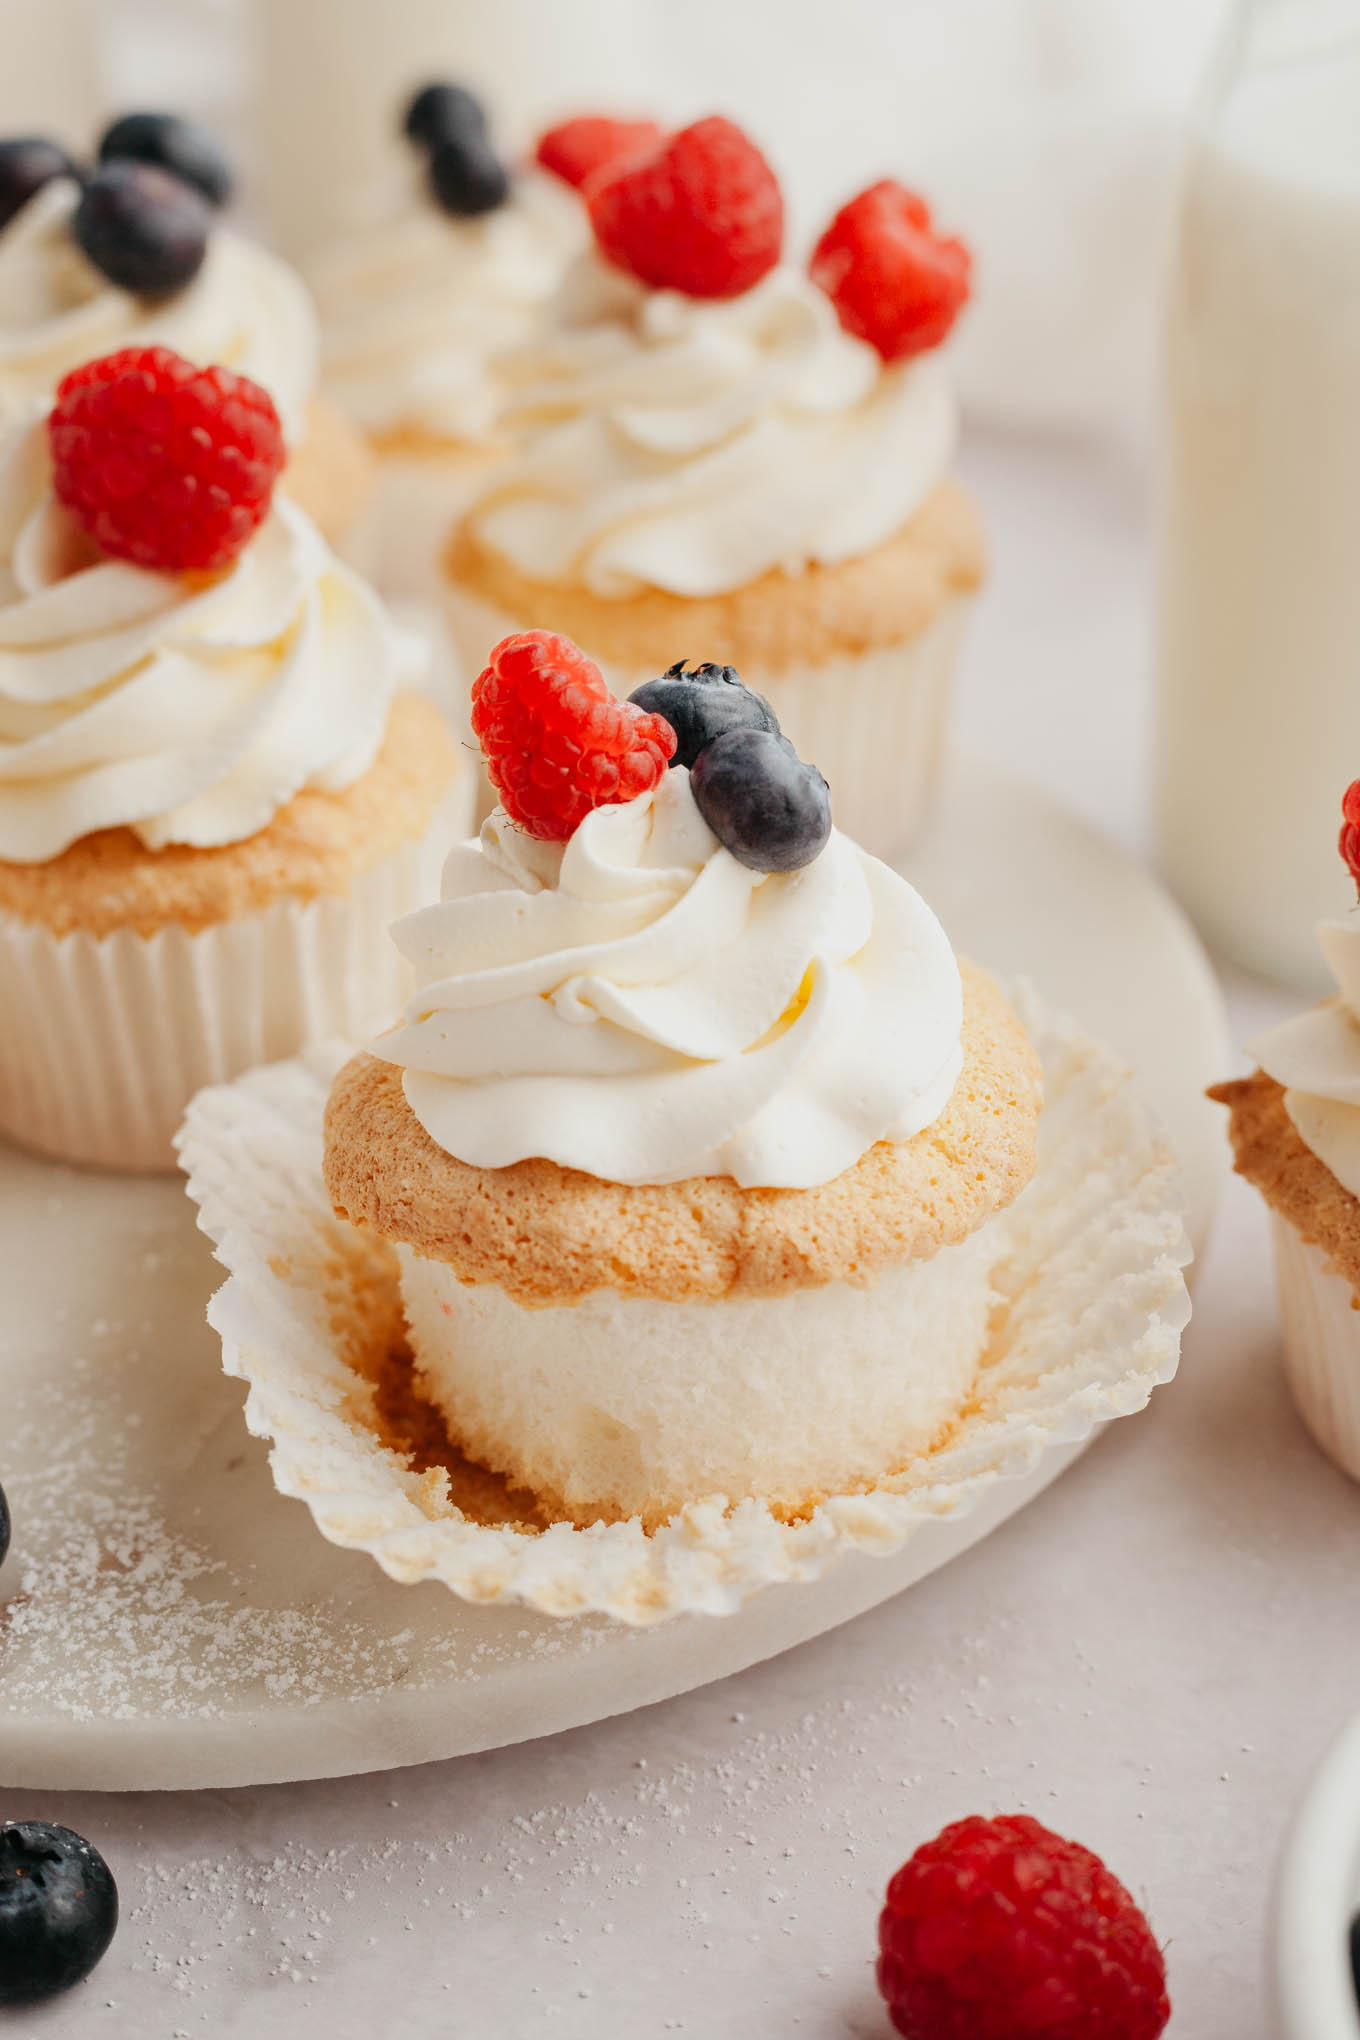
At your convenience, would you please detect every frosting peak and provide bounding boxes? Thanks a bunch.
[1253,919,1360,1196]
[0,409,414,860]
[0,179,318,442]
[306,170,583,442]
[464,255,957,599]
[376,768,963,1188]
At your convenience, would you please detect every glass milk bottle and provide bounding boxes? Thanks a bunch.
[1156,0,1360,990]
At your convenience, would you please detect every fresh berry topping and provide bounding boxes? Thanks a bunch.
[72,160,210,298]
[428,131,510,218]
[0,1823,118,2004]
[472,631,676,840]
[877,1814,1170,2040]
[1340,781,1360,893]
[404,80,487,152]
[0,137,79,232]
[97,111,233,209]
[690,727,830,873]
[0,1478,8,1569]
[49,347,286,574]
[811,180,971,363]
[628,660,779,771]
[586,116,783,300]
[535,116,664,192]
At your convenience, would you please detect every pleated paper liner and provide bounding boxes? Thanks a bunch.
[179,988,1192,1625]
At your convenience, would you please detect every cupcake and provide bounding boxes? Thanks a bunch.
[323,630,1040,1528]
[305,88,649,600]
[1212,782,1360,1484]
[442,118,982,858]
[0,118,372,547]
[0,345,471,1172]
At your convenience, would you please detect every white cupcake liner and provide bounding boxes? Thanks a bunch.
[178,986,1192,1626]
[1271,1215,1360,1484]
[0,786,473,1175]
[442,585,970,859]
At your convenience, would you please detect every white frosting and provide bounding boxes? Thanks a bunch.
[464,254,957,599]
[0,409,414,861]
[306,170,582,443]
[376,768,963,1189]
[1252,919,1360,1195]
[0,179,318,444]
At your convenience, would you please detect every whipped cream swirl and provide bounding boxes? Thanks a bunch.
[0,409,413,861]
[307,170,582,443]
[1253,920,1360,1197]
[0,179,318,443]
[464,255,957,599]
[377,768,963,1188]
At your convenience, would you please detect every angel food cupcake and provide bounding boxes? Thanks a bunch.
[0,345,468,1171]
[444,118,981,857]
[1213,782,1360,1484]
[0,120,372,546]
[324,631,1041,1528]
[305,87,641,600]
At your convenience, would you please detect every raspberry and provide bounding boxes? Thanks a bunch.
[535,116,663,193]
[877,1814,1170,2040]
[810,180,971,362]
[48,346,285,574]
[585,116,782,300]
[1340,780,1360,892]
[471,632,676,840]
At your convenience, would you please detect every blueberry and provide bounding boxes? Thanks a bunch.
[628,661,780,771]
[0,1823,118,2004]
[0,1479,8,1569]
[98,111,233,209]
[1351,1913,1360,2007]
[404,80,487,152]
[428,132,510,218]
[73,160,209,298]
[691,727,831,873]
[0,137,80,233]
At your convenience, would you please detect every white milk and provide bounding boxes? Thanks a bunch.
[1156,14,1360,989]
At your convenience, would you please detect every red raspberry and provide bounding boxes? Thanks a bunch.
[1340,780,1360,892]
[585,116,783,300]
[48,345,285,574]
[877,1814,1170,2040]
[535,116,663,193]
[471,631,676,841]
[810,181,971,362]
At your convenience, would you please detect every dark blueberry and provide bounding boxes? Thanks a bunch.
[0,138,80,233]
[0,1823,118,2004]
[691,727,831,873]
[404,80,487,152]
[427,132,510,218]
[97,111,233,209]
[628,660,779,771]
[0,1479,8,1569]
[1350,1912,1360,2007]
[73,161,209,298]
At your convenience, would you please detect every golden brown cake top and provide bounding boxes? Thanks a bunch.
[445,478,985,675]
[323,959,1041,1306]
[0,691,460,940]
[1211,1068,1360,1292]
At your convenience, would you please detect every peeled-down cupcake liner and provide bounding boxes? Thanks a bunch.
[1271,1215,1360,1485]
[442,585,971,859]
[177,985,1192,1626]
[0,786,472,1175]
